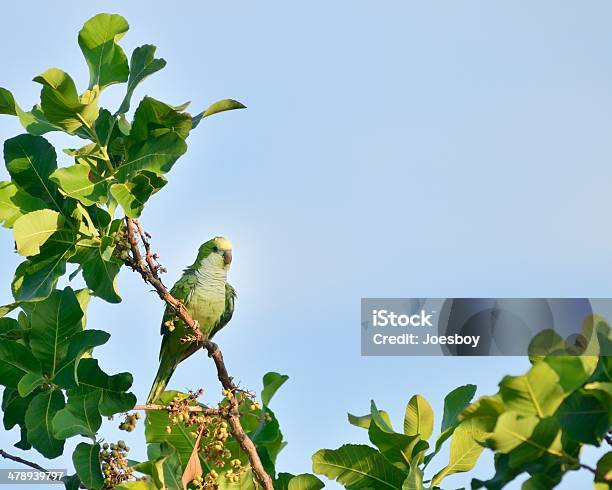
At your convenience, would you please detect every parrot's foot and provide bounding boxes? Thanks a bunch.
[205,341,219,357]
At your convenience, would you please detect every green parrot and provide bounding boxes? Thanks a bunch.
[147,236,235,403]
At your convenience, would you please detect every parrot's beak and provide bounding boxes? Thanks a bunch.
[223,250,232,265]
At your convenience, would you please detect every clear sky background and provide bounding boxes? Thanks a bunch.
[1,1,612,489]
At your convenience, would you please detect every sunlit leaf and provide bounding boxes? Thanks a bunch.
[261,371,289,407]
[110,170,167,218]
[192,99,246,129]
[13,209,67,256]
[50,163,110,206]
[78,13,129,90]
[33,69,99,134]
[118,45,167,114]
[0,87,17,115]
[404,395,433,440]
[312,444,406,489]
[0,181,47,229]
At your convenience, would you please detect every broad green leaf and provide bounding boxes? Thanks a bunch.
[13,209,66,256]
[129,97,192,142]
[33,69,99,134]
[75,358,136,415]
[61,474,81,490]
[25,389,65,458]
[12,231,77,302]
[440,384,477,433]
[0,302,20,319]
[312,444,406,489]
[72,238,122,303]
[16,105,59,136]
[261,371,289,406]
[0,87,17,115]
[250,406,285,463]
[486,412,562,460]
[145,391,210,471]
[78,14,129,90]
[0,182,47,229]
[347,411,392,430]
[556,389,609,445]
[0,317,27,341]
[117,132,187,182]
[54,329,110,389]
[595,452,612,486]
[50,164,110,206]
[527,330,567,363]
[404,395,433,440]
[73,442,104,489]
[192,99,246,129]
[118,45,167,113]
[133,443,182,490]
[287,474,325,490]
[0,339,41,388]
[368,401,421,469]
[401,462,424,490]
[430,418,486,486]
[4,134,60,207]
[2,388,36,450]
[217,469,256,489]
[110,170,167,218]
[116,480,158,490]
[53,388,102,439]
[17,372,44,397]
[27,287,84,378]
[499,361,566,417]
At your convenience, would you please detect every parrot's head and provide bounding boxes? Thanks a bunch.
[193,236,233,272]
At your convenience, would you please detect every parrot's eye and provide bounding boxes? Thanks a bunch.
[212,246,219,252]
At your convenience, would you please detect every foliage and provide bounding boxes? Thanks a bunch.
[0,12,320,490]
[312,318,612,489]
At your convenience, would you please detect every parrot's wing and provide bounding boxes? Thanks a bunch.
[160,272,198,334]
[209,283,236,338]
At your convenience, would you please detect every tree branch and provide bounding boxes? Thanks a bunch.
[123,218,274,490]
[0,449,68,483]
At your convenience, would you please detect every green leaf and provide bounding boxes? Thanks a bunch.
[110,170,167,218]
[192,99,246,129]
[0,317,27,340]
[287,474,325,490]
[401,462,424,490]
[54,329,110,389]
[25,389,65,458]
[430,418,486,486]
[556,389,609,445]
[312,444,407,489]
[595,452,612,486]
[118,45,167,113]
[0,302,19,319]
[61,474,82,490]
[75,358,136,415]
[33,69,99,134]
[50,164,110,206]
[73,442,104,489]
[129,96,192,142]
[261,371,289,406]
[16,105,59,136]
[26,287,85,378]
[17,372,44,397]
[440,384,477,433]
[4,134,60,207]
[13,210,67,256]
[499,362,567,418]
[145,391,209,471]
[0,87,17,115]
[0,181,48,229]
[53,388,102,439]
[404,395,434,440]
[368,401,421,469]
[116,480,158,490]
[0,339,41,388]
[486,412,561,460]
[72,238,123,303]
[12,231,77,302]
[78,14,129,90]
[2,388,36,450]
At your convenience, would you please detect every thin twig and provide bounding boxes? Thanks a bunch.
[133,404,219,414]
[123,218,274,490]
[0,449,57,476]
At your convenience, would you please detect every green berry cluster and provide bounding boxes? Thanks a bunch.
[191,470,220,490]
[112,225,131,261]
[100,440,134,489]
[119,412,140,432]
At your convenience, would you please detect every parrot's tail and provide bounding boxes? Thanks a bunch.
[146,357,176,404]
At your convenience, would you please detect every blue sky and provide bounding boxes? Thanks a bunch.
[1,1,612,488]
